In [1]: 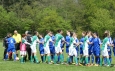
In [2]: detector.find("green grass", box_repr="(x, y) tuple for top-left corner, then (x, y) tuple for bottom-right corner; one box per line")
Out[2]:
(0, 42), (115, 71)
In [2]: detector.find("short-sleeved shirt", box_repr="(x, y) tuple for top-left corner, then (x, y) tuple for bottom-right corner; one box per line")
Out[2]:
(83, 36), (89, 50)
(55, 33), (63, 47)
(44, 35), (50, 47)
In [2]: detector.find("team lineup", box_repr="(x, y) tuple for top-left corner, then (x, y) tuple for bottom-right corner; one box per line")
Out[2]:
(3, 30), (115, 67)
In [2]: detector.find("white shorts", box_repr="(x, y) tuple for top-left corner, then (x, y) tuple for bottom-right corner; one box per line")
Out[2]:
(69, 48), (77, 57)
(31, 45), (37, 53)
(102, 50), (108, 57)
(44, 47), (50, 54)
(20, 51), (26, 55)
(83, 49), (88, 56)
(55, 46), (62, 54)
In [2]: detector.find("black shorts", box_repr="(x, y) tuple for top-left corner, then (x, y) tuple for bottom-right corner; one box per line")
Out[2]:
(15, 43), (20, 51)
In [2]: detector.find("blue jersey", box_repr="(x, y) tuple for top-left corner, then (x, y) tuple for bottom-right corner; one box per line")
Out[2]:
(79, 37), (85, 54)
(107, 37), (112, 56)
(113, 38), (115, 56)
(49, 35), (55, 48)
(65, 35), (70, 47)
(92, 38), (100, 52)
(7, 37), (16, 49)
(88, 36), (93, 51)
(75, 38), (79, 51)
(39, 38), (44, 51)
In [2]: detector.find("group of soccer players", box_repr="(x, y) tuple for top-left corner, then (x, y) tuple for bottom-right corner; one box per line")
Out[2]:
(3, 29), (115, 67)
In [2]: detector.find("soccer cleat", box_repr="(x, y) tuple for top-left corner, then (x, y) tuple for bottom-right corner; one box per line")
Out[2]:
(94, 64), (99, 66)
(72, 62), (76, 65)
(79, 63), (83, 66)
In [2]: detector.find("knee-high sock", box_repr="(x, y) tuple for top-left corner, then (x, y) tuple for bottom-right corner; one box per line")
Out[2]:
(60, 54), (64, 63)
(85, 57), (88, 64)
(74, 57), (78, 64)
(5, 54), (8, 59)
(107, 58), (111, 66)
(53, 54), (58, 64)
(91, 55), (94, 64)
(41, 56), (43, 62)
(21, 56), (24, 63)
(97, 57), (100, 64)
(100, 57), (103, 66)
(109, 57), (112, 63)
(34, 56), (39, 63)
(13, 53), (16, 60)
(67, 56), (70, 64)
(30, 55), (33, 62)
(47, 56), (51, 63)
(88, 56), (90, 63)
(104, 57), (107, 65)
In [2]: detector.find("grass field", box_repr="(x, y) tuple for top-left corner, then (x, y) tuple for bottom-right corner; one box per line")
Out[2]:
(0, 42), (115, 71)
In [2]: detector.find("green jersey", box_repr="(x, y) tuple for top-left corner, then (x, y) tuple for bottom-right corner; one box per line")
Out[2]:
(83, 36), (89, 50)
(69, 37), (76, 48)
(44, 34), (50, 47)
(101, 37), (109, 50)
(31, 35), (39, 45)
(55, 33), (63, 47)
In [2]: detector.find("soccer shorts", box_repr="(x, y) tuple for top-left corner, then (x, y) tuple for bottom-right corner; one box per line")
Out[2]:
(83, 49), (88, 56)
(93, 50), (100, 56)
(15, 43), (20, 51)
(20, 51), (26, 55)
(50, 46), (55, 54)
(69, 48), (77, 57)
(44, 47), (50, 54)
(66, 46), (69, 53)
(7, 48), (16, 53)
(31, 45), (37, 53)
(102, 50), (108, 57)
(39, 48), (44, 55)
(55, 46), (62, 54)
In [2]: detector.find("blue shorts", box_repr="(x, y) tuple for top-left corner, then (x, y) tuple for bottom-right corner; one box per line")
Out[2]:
(39, 48), (44, 54)
(113, 48), (115, 56)
(93, 50), (100, 56)
(7, 48), (15, 53)
(89, 49), (93, 55)
(50, 46), (55, 54)
(80, 47), (83, 55)
(66, 46), (69, 53)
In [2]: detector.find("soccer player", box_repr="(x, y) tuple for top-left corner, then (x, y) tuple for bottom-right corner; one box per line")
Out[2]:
(13, 30), (21, 57)
(44, 30), (52, 64)
(54, 29), (65, 64)
(113, 38), (115, 56)
(49, 32), (55, 62)
(79, 32), (85, 65)
(30, 31), (39, 63)
(39, 34), (45, 63)
(66, 32), (79, 66)
(91, 32), (101, 66)
(88, 31), (94, 65)
(3, 33), (10, 60)
(100, 31), (112, 67)
(20, 34), (31, 63)
(65, 31), (72, 63)
(82, 31), (90, 66)
(5, 33), (17, 61)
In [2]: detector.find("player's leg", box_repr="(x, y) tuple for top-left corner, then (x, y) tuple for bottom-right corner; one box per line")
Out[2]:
(12, 48), (17, 61)
(59, 47), (64, 64)
(73, 49), (78, 65)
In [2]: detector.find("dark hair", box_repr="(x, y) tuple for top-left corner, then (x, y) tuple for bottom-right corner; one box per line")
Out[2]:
(27, 31), (31, 34)
(22, 34), (26, 37)
(46, 30), (51, 34)
(70, 31), (73, 37)
(34, 31), (38, 35)
(57, 29), (62, 33)
(103, 32), (109, 38)
(94, 32), (98, 37)
(85, 31), (89, 36)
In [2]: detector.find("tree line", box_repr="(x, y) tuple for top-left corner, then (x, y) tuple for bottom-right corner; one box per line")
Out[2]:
(0, 0), (115, 38)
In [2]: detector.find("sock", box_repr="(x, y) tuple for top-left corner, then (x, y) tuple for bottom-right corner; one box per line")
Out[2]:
(74, 57), (78, 64)
(67, 57), (70, 64)
(58, 55), (60, 62)
(41, 56), (43, 62)
(21, 56), (24, 63)
(43, 55), (45, 62)
(69, 56), (73, 63)
(54, 54), (57, 64)
(30, 55), (33, 62)
(13, 54), (16, 60)
(47, 56), (51, 63)
(60, 54), (64, 63)
(109, 57), (112, 63)
(51, 55), (54, 61)
(34, 56), (39, 63)
(88, 56), (90, 63)
(91, 55), (94, 64)
(100, 57), (103, 66)
(104, 57), (107, 65)
(85, 57), (88, 64)
(97, 57), (100, 64)
(5, 54), (8, 60)
(107, 58), (111, 66)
